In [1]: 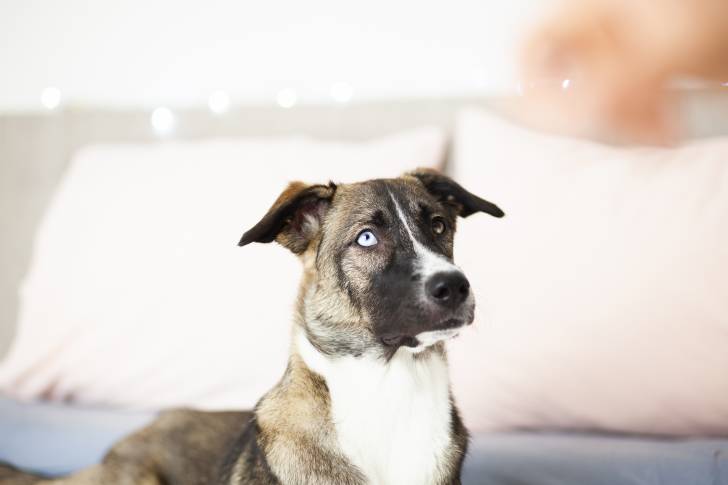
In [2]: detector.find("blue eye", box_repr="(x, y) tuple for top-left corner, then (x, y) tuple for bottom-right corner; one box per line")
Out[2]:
(356, 230), (378, 247)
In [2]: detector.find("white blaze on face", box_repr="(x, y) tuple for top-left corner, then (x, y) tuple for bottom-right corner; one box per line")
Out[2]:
(388, 191), (459, 279)
(388, 190), (471, 351)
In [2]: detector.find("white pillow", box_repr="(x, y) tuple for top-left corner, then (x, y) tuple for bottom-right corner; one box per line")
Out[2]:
(0, 129), (446, 410)
(449, 109), (728, 437)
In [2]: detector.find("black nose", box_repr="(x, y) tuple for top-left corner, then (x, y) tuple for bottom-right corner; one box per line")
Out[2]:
(426, 271), (470, 308)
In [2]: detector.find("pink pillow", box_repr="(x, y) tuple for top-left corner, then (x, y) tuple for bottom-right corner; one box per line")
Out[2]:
(0, 129), (446, 410)
(449, 109), (728, 437)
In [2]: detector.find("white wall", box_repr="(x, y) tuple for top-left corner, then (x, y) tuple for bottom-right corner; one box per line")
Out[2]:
(0, 0), (552, 111)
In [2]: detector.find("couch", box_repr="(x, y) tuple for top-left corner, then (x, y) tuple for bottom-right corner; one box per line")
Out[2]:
(2, 94), (728, 484)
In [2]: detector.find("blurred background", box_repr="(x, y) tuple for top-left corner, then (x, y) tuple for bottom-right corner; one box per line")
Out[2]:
(1, 1), (728, 484)
(0, 0), (543, 110)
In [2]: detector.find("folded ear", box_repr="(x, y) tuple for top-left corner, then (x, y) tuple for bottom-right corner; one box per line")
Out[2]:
(238, 181), (337, 253)
(407, 168), (505, 218)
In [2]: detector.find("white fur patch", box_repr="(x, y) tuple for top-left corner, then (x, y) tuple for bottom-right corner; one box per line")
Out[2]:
(403, 328), (461, 354)
(296, 330), (453, 485)
(388, 191), (459, 278)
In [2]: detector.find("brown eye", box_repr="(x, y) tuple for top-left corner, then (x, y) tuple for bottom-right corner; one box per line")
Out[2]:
(432, 217), (446, 235)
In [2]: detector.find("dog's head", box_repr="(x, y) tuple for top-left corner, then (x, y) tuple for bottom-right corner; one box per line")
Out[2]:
(239, 169), (504, 358)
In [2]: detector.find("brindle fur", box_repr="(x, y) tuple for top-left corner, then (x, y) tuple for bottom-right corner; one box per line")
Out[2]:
(0, 170), (503, 485)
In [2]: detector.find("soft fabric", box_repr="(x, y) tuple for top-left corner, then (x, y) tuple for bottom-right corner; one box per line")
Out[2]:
(0, 128), (446, 409)
(448, 109), (728, 437)
(0, 396), (155, 476)
(462, 432), (728, 485)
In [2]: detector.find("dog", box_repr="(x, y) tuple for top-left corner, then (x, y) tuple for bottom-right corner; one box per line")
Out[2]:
(0, 169), (503, 485)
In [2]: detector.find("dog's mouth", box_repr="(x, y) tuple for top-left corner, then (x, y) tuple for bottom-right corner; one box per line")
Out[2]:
(380, 318), (467, 349)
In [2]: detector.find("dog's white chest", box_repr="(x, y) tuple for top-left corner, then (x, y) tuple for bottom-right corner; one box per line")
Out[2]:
(299, 335), (453, 485)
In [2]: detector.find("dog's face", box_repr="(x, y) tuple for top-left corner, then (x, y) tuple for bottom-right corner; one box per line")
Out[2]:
(240, 169), (503, 359)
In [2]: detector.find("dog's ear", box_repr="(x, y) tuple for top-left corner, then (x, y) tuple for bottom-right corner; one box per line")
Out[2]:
(238, 181), (337, 253)
(407, 168), (504, 218)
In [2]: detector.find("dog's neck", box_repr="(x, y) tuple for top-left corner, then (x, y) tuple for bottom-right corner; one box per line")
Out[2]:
(293, 326), (456, 485)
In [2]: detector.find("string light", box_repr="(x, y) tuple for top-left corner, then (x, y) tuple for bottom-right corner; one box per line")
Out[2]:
(40, 87), (61, 110)
(35, 78), (605, 112)
(208, 91), (231, 114)
(276, 88), (297, 109)
(150, 107), (175, 135)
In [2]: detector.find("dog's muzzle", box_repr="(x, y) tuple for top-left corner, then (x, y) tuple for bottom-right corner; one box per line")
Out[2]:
(380, 269), (474, 351)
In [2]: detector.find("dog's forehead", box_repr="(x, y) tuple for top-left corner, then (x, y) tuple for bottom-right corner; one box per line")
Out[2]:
(332, 177), (435, 217)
